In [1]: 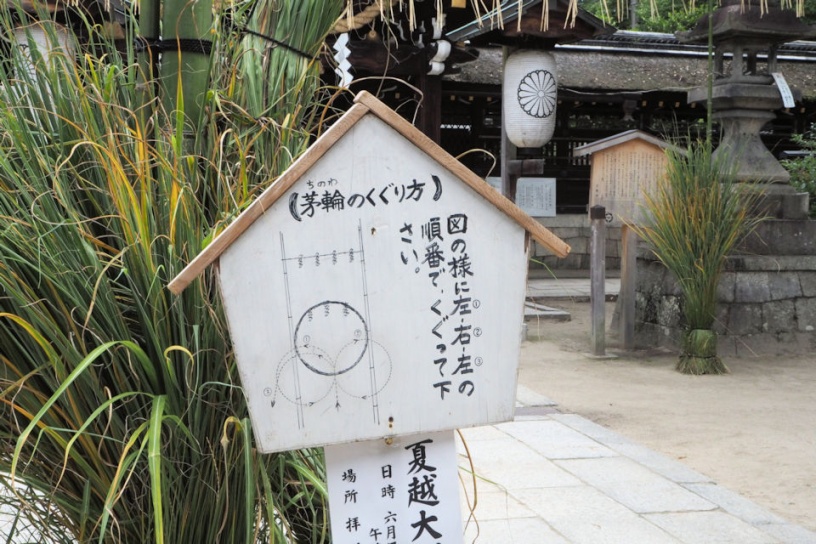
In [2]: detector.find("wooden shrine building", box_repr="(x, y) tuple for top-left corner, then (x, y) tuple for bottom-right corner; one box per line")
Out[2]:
(328, 2), (816, 218)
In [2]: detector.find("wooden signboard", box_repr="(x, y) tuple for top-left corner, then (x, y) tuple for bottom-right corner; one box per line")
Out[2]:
(574, 130), (674, 227)
(574, 131), (680, 350)
(168, 92), (569, 453)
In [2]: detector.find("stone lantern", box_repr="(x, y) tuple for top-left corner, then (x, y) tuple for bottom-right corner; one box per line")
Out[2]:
(678, 0), (816, 218)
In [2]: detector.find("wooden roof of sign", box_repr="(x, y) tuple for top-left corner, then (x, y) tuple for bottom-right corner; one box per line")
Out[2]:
(168, 91), (569, 295)
(572, 129), (679, 158)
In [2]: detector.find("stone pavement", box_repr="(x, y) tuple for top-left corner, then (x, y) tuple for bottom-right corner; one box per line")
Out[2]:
(458, 386), (816, 543)
(453, 275), (816, 543)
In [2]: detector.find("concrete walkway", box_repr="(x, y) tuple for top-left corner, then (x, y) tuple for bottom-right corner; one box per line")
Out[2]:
(455, 276), (816, 543)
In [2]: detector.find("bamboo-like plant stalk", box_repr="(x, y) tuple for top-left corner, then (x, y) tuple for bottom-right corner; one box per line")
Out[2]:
(159, 0), (214, 136)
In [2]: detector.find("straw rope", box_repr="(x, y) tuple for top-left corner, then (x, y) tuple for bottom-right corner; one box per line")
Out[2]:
(334, 0), (398, 33)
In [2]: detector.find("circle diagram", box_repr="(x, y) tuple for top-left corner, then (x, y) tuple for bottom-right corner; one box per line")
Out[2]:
(517, 70), (557, 119)
(274, 347), (335, 406)
(336, 340), (392, 398)
(294, 301), (368, 376)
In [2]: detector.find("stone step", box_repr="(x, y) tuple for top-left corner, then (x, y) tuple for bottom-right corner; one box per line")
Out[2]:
(524, 301), (571, 322)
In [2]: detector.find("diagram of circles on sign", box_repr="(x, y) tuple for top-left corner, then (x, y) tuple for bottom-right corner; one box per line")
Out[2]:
(269, 300), (392, 411)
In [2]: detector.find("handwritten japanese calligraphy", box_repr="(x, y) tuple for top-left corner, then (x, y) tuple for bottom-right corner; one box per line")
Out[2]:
(398, 211), (480, 400)
(289, 175), (443, 221)
(326, 432), (462, 544)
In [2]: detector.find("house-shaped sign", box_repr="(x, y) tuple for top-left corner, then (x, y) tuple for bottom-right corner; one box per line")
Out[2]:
(169, 91), (569, 453)
(574, 129), (678, 226)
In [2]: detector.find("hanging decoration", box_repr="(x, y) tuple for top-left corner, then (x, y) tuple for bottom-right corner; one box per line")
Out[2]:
(503, 49), (558, 148)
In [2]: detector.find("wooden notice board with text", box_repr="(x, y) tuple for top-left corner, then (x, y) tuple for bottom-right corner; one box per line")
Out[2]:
(168, 92), (570, 453)
(574, 130), (675, 227)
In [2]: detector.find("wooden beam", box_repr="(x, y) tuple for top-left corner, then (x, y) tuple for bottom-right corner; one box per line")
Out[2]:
(346, 40), (424, 76)
(417, 70), (442, 143)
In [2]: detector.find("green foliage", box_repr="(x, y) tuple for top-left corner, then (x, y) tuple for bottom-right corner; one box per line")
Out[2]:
(634, 140), (764, 374)
(635, 0), (708, 32)
(581, 0), (816, 30)
(0, 0), (342, 542)
(781, 126), (816, 218)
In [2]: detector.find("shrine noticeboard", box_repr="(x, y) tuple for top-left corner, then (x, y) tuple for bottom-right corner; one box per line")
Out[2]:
(574, 130), (676, 226)
(486, 177), (556, 217)
(167, 92), (569, 453)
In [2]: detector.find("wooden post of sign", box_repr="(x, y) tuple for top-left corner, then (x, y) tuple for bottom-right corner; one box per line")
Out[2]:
(620, 224), (638, 350)
(590, 205), (607, 356)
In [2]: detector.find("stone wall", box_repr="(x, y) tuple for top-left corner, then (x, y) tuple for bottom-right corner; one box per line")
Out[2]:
(532, 215), (622, 270)
(636, 252), (816, 357)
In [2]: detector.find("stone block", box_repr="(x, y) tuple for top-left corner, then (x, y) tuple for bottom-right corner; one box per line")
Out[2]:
(736, 219), (816, 256)
(552, 227), (583, 239)
(771, 331), (815, 355)
(800, 272), (816, 297)
(605, 239), (620, 258)
(734, 272), (771, 303)
(554, 457), (715, 514)
(645, 511), (787, 544)
(728, 255), (816, 272)
(658, 295), (682, 329)
(712, 306), (729, 335)
(565, 237), (587, 254)
(662, 272), (683, 297)
(529, 256), (558, 271)
(795, 298), (816, 332)
(767, 272), (802, 300)
(635, 290), (659, 324)
(635, 261), (662, 293)
(634, 322), (673, 350)
(539, 215), (588, 228)
(732, 332), (805, 357)
(717, 335), (738, 358)
(716, 273), (735, 303)
(727, 303), (764, 335)
(762, 299), (796, 334)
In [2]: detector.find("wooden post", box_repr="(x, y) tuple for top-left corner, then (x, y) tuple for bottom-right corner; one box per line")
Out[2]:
(417, 71), (442, 143)
(590, 205), (607, 356)
(620, 224), (638, 350)
(501, 46), (518, 202)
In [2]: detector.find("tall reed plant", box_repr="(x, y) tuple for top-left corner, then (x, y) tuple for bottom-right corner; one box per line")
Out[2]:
(0, 0), (342, 541)
(635, 140), (764, 374)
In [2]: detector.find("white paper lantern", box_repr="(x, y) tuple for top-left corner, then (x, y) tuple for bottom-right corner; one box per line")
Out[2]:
(503, 50), (557, 148)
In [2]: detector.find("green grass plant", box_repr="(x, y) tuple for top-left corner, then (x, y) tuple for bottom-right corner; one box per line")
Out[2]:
(634, 140), (764, 374)
(0, 0), (341, 541)
(781, 125), (816, 218)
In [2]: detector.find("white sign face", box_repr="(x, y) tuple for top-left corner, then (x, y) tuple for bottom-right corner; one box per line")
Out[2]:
(772, 72), (796, 109)
(218, 114), (528, 452)
(517, 177), (556, 217)
(486, 177), (556, 217)
(325, 431), (462, 544)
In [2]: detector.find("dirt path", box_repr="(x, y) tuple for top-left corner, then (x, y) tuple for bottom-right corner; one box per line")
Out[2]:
(518, 299), (816, 532)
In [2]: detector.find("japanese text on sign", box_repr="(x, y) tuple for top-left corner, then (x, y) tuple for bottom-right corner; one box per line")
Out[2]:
(289, 175), (443, 221)
(398, 213), (480, 400)
(326, 432), (462, 544)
